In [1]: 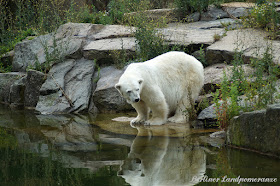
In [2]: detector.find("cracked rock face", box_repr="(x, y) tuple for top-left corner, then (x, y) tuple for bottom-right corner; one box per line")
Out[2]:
(36, 58), (95, 114)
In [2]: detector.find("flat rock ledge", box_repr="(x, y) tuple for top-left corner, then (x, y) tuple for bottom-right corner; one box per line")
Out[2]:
(206, 29), (280, 66)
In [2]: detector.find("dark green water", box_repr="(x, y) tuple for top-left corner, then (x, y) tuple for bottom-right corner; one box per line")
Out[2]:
(0, 104), (280, 186)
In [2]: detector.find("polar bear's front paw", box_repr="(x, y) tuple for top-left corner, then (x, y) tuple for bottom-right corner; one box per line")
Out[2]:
(130, 117), (146, 125)
(130, 118), (146, 127)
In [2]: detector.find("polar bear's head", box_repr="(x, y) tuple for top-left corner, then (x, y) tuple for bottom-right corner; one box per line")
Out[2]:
(115, 79), (143, 104)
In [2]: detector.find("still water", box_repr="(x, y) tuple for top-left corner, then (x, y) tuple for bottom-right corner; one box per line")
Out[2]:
(0, 104), (280, 186)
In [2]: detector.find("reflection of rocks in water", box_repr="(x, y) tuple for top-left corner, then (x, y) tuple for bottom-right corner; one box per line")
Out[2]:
(0, 107), (130, 174)
(37, 114), (97, 151)
(119, 124), (206, 186)
(0, 104), (40, 128)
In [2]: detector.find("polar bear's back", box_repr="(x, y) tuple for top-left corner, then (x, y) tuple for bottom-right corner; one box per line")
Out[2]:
(145, 51), (204, 90)
(127, 51), (203, 76)
(150, 51), (203, 108)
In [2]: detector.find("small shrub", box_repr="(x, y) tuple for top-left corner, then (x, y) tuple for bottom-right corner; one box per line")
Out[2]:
(213, 33), (222, 42)
(241, 2), (280, 39)
(174, 0), (210, 19)
(122, 0), (169, 61)
(245, 46), (280, 109)
(107, 0), (127, 24)
(110, 47), (135, 69)
(135, 25), (168, 61)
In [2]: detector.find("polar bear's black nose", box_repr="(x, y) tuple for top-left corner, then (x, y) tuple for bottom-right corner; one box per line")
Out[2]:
(135, 98), (140, 102)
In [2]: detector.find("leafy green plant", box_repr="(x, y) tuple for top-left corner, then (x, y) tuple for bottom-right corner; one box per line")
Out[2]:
(197, 44), (207, 66)
(174, 0), (210, 19)
(26, 59), (42, 72)
(107, 0), (127, 24)
(109, 37), (135, 69)
(0, 63), (12, 73)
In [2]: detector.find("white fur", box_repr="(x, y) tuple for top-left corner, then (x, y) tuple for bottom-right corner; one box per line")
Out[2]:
(115, 51), (204, 125)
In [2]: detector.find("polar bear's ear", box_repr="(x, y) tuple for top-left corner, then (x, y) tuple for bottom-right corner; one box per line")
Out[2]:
(115, 84), (121, 90)
(138, 79), (143, 85)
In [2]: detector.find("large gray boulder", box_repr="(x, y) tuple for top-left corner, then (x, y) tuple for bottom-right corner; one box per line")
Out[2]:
(83, 24), (136, 65)
(92, 66), (132, 112)
(198, 103), (217, 121)
(1, 70), (45, 108)
(221, 2), (255, 18)
(24, 70), (46, 108)
(227, 104), (280, 157)
(0, 72), (25, 104)
(9, 76), (26, 108)
(36, 58), (95, 114)
(201, 5), (229, 21)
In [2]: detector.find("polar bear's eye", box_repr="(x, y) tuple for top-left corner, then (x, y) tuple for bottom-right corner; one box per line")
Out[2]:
(136, 89), (139, 91)
(127, 90), (132, 94)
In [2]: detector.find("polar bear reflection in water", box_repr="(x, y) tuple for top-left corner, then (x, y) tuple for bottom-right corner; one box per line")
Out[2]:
(118, 124), (206, 186)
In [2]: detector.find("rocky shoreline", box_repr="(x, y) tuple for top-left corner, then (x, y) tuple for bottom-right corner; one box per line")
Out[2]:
(1, 2), (280, 157)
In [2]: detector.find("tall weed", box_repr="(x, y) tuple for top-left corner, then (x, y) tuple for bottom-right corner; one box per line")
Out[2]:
(245, 47), (279, 109)
(213, 46), (279, 128)
(0, 0), (94, 56)
(126, 1), (169, 61)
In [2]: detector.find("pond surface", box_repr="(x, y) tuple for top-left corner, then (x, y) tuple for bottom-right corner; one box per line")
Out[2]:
(0, 104), (280, 186)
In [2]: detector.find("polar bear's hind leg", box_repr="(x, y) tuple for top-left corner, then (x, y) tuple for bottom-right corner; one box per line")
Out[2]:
(167, 94), (191, 123)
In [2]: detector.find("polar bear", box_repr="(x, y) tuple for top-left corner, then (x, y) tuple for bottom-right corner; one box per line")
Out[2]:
(115, 51), (204, 125)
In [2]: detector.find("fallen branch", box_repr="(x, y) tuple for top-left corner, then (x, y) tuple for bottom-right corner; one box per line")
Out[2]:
(50, 74), (74, 107)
